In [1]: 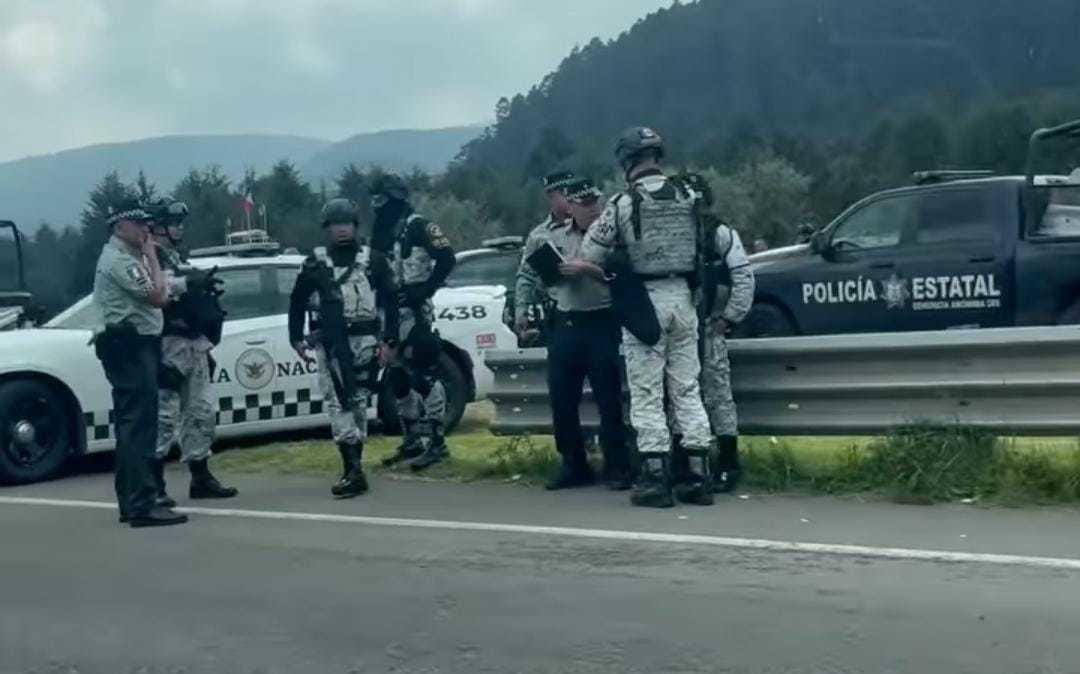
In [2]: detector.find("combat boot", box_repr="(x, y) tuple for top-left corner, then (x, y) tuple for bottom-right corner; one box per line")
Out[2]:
(713, 436), (741, 494)
(669, 434), (690, 486)
(332, 442), (369, 498)
(152, 458), (177, 508)
(381, 421), (424, 467)
(189, 458), (239, 499)
(129, 507), (188, 528)
(630, 453), (675, 508)
(674, 447), (715, 506)
(409, 434), (450, 472)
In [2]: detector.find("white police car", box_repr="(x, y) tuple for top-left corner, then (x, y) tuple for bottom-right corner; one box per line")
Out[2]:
(0, 244), (516, 484)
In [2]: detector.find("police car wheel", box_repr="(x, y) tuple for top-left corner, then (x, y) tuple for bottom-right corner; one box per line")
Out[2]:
(0, 379), (72, 485)
(735, 304), (796, 339)
(377, 352), (468, 435)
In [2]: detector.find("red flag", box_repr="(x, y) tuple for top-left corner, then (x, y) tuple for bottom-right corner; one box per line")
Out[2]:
(241, 193), (255, 215)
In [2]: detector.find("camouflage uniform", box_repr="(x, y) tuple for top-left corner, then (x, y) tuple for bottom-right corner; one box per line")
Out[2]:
(305, 245), (385, 446)
(156, 245), (215, 464)
(700, 225), (754, 437)
(580, 169), (713, 506)
(388, 213), (455, 467)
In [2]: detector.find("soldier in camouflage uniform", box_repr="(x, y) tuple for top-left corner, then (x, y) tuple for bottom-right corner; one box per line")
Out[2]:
(288, 198), (399, 498)
(667, 175), (756, 493)
(513, 171), (576, 345)
(149, 199), (238, 503)
(580, 127), (714, 508)
(369, 174), (456, 471)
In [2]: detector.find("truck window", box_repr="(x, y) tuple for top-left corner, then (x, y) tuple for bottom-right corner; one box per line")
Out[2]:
(914, 189), (996, 245)
(1032, 185), (1080, 239)
(830, 196), (910, 250)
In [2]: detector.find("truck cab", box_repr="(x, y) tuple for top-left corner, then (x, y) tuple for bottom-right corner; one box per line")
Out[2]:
(742, 123), (1080, 337)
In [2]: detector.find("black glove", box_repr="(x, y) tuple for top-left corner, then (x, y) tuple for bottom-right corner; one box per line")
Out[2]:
(398, 283), (432, 308)
(186, 267), (223, 294)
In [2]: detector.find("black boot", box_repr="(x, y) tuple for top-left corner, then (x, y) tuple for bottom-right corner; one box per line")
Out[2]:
(409, 434), (449, 472)
(382, 421), (424, 466)
(674, 446), (715, 506)
(669, 435), (690, 486)
(129, 507), (188, 528)
(630, 453), (675, 508)
(547, 455), (596, 491)
(332, 443), (369, 498)
(713, 436), (741, 494)
(189, 458), (239, 499)
(152, 459), (176, 508)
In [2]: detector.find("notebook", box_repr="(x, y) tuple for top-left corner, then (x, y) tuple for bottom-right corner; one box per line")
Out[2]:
(525, 242), (566, 286)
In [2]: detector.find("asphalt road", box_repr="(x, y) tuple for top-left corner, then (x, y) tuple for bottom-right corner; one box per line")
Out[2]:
(2, 467), (1079, 674)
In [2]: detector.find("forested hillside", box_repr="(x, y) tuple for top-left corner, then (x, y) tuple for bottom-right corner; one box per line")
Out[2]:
(446, 0), (1080, 233)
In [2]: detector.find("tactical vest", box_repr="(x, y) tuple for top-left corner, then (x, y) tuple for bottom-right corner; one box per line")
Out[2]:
(622, 178), (697, 277)
(393, 214), (436, 286)
(308, 246), (379, 333)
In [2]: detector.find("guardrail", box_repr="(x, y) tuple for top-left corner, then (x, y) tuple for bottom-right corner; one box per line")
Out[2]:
(486, 326), (1080, 436)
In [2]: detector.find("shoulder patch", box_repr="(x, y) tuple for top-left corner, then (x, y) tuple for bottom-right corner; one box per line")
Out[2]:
(125, 262), (150, 287)
(425, 221), (451, 249)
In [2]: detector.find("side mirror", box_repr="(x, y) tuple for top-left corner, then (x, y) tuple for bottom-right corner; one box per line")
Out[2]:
(809, 231), (826, 254)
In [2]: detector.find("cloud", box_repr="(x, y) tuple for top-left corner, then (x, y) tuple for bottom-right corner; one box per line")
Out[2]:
(0, 0), (675, 162)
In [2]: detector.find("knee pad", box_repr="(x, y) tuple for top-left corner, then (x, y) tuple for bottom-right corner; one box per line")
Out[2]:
(411, 371), (435, 398)
(387, 366), (411, 399)
(407, 329), (441, 371)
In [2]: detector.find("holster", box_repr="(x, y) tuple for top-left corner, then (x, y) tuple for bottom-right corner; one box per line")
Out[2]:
(607, 260), (661, 347)
(93, 322), (139, 363)
(158, 363), (185, 392)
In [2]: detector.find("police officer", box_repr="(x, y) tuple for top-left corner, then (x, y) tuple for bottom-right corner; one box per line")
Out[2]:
(514, 171), (576, 345)
(369, 174), (456, 471)
(667, 176), (756, 494)
(537, 178), (630, 491)
(92, 199), (187, 527)
(289, 198), (399, 498)
(579, 127), (715, 508)
(148, 199), (237, 504)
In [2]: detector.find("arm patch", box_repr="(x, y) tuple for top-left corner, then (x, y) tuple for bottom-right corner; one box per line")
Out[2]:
(425, 221), (451, 250)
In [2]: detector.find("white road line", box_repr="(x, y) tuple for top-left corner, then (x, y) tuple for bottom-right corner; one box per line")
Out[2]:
(2, 495), (1079, 571)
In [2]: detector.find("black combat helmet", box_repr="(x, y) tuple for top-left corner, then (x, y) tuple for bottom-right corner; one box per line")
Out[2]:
(320, 198), (359, 227)
(370, 173), (409, 209)
(614, 126), (665, 172)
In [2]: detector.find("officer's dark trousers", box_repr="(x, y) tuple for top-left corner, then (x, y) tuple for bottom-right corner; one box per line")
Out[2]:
(98, 334), (161, 517)
(547, 309), (627, 473)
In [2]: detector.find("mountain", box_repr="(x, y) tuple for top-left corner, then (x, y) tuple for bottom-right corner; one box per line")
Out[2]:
(448, 0), (1080, 231)
(0, 135), (330, 230)
(301, 125), (483, 180)
(0, 125), (483, 231)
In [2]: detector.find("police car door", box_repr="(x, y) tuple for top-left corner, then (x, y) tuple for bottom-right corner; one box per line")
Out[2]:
(897, 187), (1010, 330)
(209, 266), (313, 438)
(803, 194), (914, 334)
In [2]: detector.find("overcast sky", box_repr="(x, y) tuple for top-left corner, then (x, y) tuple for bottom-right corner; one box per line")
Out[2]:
(0, 0), (674, 163)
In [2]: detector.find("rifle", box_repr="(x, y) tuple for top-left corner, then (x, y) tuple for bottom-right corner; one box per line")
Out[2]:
(308, 268), (358, 407)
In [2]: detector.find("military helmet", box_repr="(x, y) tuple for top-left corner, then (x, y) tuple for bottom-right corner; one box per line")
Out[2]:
(614, 126), (665, 171)
(320, 198), (359, 227)
(370, 173), (409, 201)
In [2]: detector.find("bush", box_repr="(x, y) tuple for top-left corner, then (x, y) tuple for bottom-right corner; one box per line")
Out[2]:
(861, 426), (998, 504)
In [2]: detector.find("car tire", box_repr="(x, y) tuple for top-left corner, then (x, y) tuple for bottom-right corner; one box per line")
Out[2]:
(735, 304), (797, 339)
(377, 352), (468, 436)
(0, 379), (73, 485)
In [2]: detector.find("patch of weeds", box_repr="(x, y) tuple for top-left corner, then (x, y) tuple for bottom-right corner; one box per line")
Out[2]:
(477, 435), (560, 483)
(986, 441), (1080, 504)
(862, 425), (998, 504)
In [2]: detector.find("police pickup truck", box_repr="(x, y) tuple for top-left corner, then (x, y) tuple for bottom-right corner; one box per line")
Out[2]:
(740, 123), (1080, 337)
